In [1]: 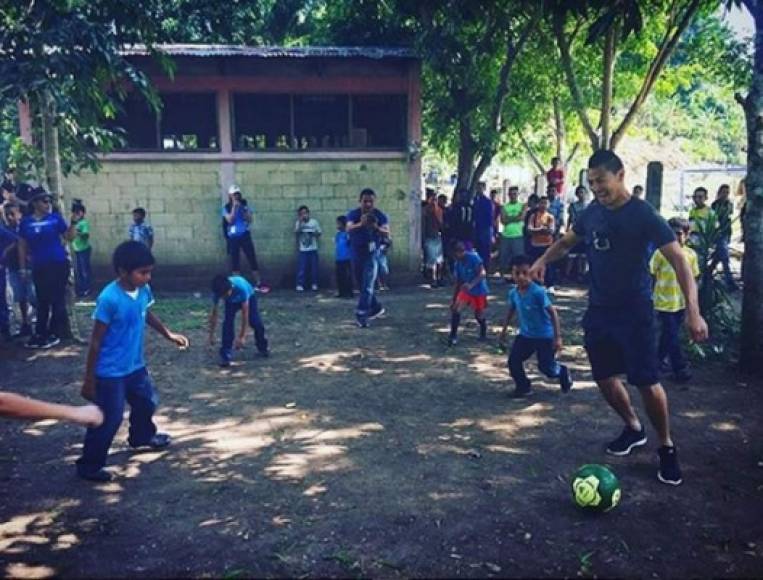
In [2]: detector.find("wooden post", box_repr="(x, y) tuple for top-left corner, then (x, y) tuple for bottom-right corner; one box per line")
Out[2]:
(646, 161), (663, 211)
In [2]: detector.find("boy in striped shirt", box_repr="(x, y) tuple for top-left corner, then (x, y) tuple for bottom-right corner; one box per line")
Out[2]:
(649, 218), (699, 383)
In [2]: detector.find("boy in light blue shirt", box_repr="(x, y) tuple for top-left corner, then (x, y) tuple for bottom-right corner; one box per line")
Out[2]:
(499, 254), (572, 397)
(76, 241), (190, 482)
(208, 274), (269, 367)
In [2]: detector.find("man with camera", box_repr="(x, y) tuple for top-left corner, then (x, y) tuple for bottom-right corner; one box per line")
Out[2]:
(346, 188), (390, 328)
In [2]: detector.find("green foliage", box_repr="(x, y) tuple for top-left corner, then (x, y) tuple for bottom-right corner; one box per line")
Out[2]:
(685, 218), (741, 362)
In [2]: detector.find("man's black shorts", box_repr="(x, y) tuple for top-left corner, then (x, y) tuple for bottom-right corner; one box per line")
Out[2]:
(583, 303), (659, 387)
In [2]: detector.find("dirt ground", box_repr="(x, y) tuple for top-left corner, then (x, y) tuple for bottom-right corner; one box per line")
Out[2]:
(1, 281), (762, 579)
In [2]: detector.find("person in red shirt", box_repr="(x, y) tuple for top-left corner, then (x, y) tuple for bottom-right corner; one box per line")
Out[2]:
(546, 157), (565, 196)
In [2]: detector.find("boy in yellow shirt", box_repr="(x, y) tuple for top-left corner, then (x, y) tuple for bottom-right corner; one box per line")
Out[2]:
(650, 218), (700, 383)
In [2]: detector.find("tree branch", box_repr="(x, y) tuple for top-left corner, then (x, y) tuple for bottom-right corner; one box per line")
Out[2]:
(565, 142), (580, 168)
(610, 0), (702, 149)
(600, 22), (618, 149)
(553, 10), (599, 150)
(518, 131), (546, 174)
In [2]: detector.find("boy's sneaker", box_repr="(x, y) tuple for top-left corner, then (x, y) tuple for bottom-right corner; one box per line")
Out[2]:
(41, 335), (60, 349)
(657, 445), (683, 486)
(606, 425), (647, 456)
(129, 433), (171, 450)
(296, 285), (304, 292)
(311, 284), (318, 292)
(219, 360), (231, 368)
(509, 387), (532, 398)
(25, 335), (46, 349)
(258, 349), (270, 358)
(77, 468), (113, 483)
(369, 306), (386, 320)
(559, 365), (573, 393)
(356, 319), (369, 329)
(446, 336), (458, 347)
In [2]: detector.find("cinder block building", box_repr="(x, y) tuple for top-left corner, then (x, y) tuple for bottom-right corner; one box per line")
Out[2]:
(22, 45), (422, 288)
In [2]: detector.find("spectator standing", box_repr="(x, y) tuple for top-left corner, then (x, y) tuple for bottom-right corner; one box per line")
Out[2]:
(546, 157), (565, 196)
(223, 185), (263, 288)
(294, 205), (322, 292)
(334, 216), (353, 298)
(422, 189), (445, 288)
(710, 184), (737, 291)
(71, 200), (92, 298)
(499, 186), (526, 280)
(129, 207), (154, 249)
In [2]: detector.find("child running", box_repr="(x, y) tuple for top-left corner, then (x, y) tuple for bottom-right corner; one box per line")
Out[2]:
(448, 240), (488, 346)
(650, 218), (699, 383)
(499, 255), (572, 397)
(76, 241), (190, 482)
(209, 273), (269, 367)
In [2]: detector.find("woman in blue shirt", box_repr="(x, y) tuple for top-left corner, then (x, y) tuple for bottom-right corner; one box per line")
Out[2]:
(18, 188), (76, 348)
(223, 185), (262, 288)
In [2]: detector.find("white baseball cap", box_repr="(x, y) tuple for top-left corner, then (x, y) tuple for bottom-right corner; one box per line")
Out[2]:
(228, 184), (241, 195)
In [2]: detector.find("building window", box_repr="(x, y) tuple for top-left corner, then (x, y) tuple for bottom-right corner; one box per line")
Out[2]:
(160, 93), (219, 150)
(232, 94), (291, 150)
(351, 95), (407, 148)
(109, 95), (159, 150)
(294, 95), (350, 149)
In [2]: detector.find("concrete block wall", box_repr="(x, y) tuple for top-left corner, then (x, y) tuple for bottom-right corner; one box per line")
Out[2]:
(63, 158), (412, 288)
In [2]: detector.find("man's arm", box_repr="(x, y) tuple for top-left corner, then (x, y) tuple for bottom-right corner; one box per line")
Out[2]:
(499, 306), (516, 343)
(659, 241), (709, 342)
(146, 311), (190, 348)
(528, 229), (580, 280)
(82, 321), (109, 401)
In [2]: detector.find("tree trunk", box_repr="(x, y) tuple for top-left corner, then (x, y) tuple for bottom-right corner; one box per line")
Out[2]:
(739, 1), (763, 375)
(41, 91), (83, 343)
(553, 95), (565, 160)
(455, 119), (477, 195)
(601, 24), (617, 150)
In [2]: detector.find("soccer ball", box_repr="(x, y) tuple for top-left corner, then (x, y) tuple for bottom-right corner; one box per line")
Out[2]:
(571, 464), (621, 512)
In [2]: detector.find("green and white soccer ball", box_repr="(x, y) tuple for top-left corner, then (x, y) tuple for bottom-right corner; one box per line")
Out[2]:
(571, 464), (621, 512)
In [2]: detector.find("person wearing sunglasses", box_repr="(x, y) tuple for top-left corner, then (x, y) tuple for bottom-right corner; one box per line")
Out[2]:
(17, 187), (76, 348)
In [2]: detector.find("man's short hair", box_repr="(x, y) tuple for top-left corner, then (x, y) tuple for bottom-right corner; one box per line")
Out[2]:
(508, 186), (519, 193)
(297, 205), (309, 213)
(211, 274), (232, 299)
(359, 188), (376, 200)
(113, 241), (155, 273)
(510, 254), (533, 268)
(336, 215), (348, 225)
(588, 150), (624, 173)
(693, 187), (708, 196)
(437, 194), (448, 202)
(132, 207), (147, 218)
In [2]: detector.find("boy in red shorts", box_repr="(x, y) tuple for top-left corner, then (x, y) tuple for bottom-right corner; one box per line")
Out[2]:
(448, 240), (488, 346)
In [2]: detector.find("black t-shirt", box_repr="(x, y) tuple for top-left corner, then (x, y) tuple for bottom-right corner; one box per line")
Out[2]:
(449, 201), (474, 242)
(573, 197), (675, 308)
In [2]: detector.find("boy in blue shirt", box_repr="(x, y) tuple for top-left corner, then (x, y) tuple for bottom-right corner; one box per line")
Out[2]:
(499, 255), (572, 397)
(208, 273), (269, 367)
(448, 240), (489, 346)
(335, 215), (353, 298)
(76, 241), (190, 482)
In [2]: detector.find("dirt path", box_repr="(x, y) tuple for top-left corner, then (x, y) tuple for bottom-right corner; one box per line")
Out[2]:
(1, 283), (762, 578)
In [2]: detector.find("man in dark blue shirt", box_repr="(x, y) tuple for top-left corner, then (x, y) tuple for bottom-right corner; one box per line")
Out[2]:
(530, 150), (708, 487)
(346, 188), (389, 327)
(472, 181), (495, 270)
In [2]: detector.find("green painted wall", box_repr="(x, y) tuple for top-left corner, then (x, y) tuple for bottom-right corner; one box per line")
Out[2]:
(63, 158), (412, 286)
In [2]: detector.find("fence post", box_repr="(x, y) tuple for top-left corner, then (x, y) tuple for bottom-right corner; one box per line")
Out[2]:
(646, 161), (663, 212)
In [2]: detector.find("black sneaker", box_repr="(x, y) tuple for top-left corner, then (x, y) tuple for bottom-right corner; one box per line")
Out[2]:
(77, 468), (113, 482)
(41, 335), (61, 349)
(559, 365), (573, 393)
(129, 433), (171, 450)
(25, 335), (46, 349)
(657, 445), (683, 486)
(258, 349), (270, 358)
(509, 387), (532, 398)
(606, 426), (647, 456)
(447, 336), (458, 347)
(219, 359), (231, 368)
(369, 306), (386, 320)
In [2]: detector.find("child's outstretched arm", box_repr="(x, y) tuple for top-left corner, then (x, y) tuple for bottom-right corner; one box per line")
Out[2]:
(235, 300), (249, 349)
(548, 305), (563, 352)
(0, 392), (103, 427)
(146, 311), (190, 349)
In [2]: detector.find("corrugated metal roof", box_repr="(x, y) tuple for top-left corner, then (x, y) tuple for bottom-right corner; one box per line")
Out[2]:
(123, 44), (416, 59)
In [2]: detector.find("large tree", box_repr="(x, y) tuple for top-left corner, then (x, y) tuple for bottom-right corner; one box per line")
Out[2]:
(733, 0), (763, 374)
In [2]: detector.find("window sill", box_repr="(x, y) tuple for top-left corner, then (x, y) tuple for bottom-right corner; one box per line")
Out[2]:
(100, 151), (409, 162)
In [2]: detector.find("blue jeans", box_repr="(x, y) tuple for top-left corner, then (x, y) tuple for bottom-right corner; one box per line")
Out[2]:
(475, 228), (493, 270)
(76, 367), (158, 474)
(509, 335), (561, 392)
(354, 254), (381, 323)
(296, 250), (319, 288)
(0, 267), (9, 332)
(712, 237), (735, 287)
(220, 294), (268, 362)
(657, 310), (687, 374)
(75, 248), (92, 296)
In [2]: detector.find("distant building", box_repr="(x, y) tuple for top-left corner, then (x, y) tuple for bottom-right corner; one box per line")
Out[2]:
(20, 44), (422, 287)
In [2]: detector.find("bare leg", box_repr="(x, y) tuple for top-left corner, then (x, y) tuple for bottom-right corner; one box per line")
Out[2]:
(597, 377), (642, 431)
(638, 383), (673, 447)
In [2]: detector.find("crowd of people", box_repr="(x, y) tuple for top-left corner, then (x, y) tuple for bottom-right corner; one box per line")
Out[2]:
(0, 149), (745, 486)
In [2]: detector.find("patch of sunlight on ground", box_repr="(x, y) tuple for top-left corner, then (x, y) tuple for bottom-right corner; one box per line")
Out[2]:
(265, 444), (351, 481)
(681, 410), (707, 419)
(382, 354), (432, 363)
(711, 421), (739, 432)
(477, 403), (554, 437)
(4, 563), (56, 579)
(299, 351), (363, 373)
(429, 491), (465, 501)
